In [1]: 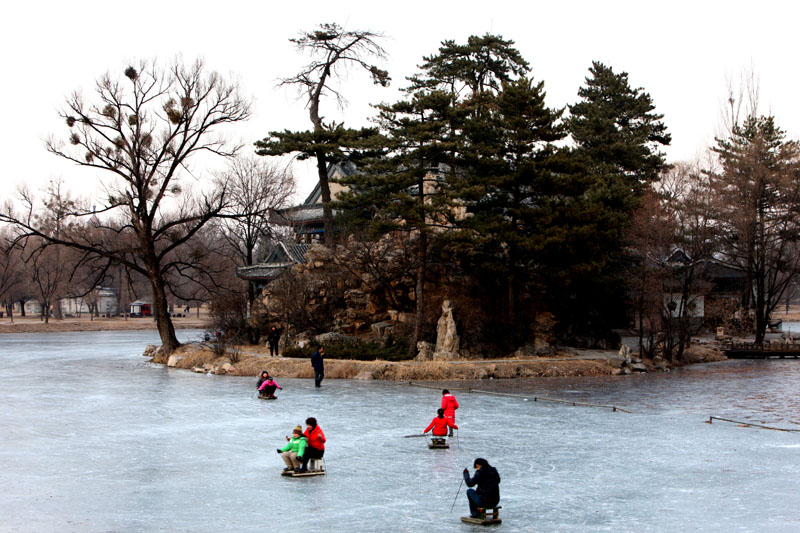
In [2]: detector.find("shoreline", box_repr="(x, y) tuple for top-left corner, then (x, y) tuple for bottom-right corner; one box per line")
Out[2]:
(2, 316), (728, 380)
(149, 342), (726, 381)
(0, 316), (208, 334)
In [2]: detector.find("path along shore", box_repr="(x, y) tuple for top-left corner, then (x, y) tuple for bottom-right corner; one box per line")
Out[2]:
(0, 315), (206, 334)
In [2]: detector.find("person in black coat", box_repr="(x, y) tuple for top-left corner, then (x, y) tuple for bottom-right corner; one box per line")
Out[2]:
(310, 346), (324, 388)
(266, 326), (281, 357)
(463, 458), (500, 518)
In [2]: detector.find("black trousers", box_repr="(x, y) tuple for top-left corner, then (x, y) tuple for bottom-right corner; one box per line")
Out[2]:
(314, 370), (324, 387)
(301, 446), (324, 469)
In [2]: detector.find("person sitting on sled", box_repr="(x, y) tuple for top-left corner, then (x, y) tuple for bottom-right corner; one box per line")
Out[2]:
(277, 426), (307, 472)
(463, 458), (500, 519)
(423, 408), (458, 438)
(256, 370), (270, 391)
(258, 376), (282, 398)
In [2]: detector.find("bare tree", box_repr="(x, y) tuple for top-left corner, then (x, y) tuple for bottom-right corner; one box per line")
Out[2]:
(658, 161), (718, 360)
(257, 23), (389, 243)
(215, 155), (295, 303)
(627, 188), (676, 358)
(0, 226), (24, 322)
(0, 59), (251, 352)
(24, 238), (71, 323)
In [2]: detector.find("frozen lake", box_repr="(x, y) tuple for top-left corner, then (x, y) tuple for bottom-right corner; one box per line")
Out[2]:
(1, 330), (799, 532)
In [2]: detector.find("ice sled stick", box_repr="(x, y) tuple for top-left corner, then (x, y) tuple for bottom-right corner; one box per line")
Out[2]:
(451, 475), (464, 512)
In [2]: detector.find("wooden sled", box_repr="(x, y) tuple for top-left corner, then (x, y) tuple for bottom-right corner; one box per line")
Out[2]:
(281, 469), (326, 477)
(280, 459), (325, 477)
(428, 437), (449, 449)
(461, 506), (502, 525)
(257, 395), (278, 400)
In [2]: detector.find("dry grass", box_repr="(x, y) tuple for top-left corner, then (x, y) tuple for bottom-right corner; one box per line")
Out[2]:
(150, 343), (615, 380)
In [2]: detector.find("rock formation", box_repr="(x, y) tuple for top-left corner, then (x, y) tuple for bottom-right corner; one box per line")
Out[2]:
(433, 299), (460, 360)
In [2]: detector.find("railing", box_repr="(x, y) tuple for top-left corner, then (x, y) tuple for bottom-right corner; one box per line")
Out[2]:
(727, 342), (800, 351)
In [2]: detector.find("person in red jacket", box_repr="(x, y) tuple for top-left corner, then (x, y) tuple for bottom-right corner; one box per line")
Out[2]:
(441, 389), (459, 436)
(300, 417), (326, 472)
(424, 408), (458, 437)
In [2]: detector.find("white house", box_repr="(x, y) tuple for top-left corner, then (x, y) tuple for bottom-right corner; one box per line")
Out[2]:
(60, 287), (119, 316)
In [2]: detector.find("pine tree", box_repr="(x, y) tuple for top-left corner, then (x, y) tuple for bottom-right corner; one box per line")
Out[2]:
(568, 61), (671, 204)
(451, 76), (566, 341)
(555, 61), (670, 344)
(256, 23), (389, 244)
(336, 34), (532, 351)
(335, 89), (455, 352)
(709, 115), (800, 345)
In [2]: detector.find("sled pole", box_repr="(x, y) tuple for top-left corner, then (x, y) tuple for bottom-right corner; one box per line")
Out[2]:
(451, 476), (464, 512)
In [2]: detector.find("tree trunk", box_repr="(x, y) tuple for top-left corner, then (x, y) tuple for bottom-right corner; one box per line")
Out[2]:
(149, 273), (180, 353)
(410, 231), (427, 356)
(315, 150), (334, 244)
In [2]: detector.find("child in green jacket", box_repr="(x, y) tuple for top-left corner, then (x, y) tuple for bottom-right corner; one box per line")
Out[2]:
(277, 426), (307, 472)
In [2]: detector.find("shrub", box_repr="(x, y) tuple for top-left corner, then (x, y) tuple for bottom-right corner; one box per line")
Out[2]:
(283, 338), (412, 361)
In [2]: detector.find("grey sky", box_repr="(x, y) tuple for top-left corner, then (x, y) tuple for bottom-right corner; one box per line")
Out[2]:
(3, 0), (798, 202)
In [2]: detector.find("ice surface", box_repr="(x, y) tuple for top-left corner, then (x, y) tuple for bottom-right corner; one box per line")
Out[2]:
(1, 331), (799, 532)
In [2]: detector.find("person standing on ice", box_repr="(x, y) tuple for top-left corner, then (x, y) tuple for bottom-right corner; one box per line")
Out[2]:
(266, 326), (281, 357)
(441, 389), (459, 436)
(463, 458), (500, 519)
(311, 346), (324, 388)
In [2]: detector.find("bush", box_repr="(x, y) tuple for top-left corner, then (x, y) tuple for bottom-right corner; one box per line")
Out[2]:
(208, 288), (250, 344)
(283, 338), (412, 362)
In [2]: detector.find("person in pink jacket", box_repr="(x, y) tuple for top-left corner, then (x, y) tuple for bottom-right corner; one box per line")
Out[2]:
(441, 389), (459, 436)
(258, 376), (282, 398)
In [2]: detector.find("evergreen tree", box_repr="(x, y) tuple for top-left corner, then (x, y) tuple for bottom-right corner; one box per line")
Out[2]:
(335, 89), (455, 352)
(410, 34), (529, 116)
(568, 61), (671, 205)
(340, 35), (547, 350)
(256, 23), (389, 244)
(709, 115), (800, 345)
(451, 77), (566, 342)
(336, 34), (532, 352)
(553, 61), (670, 344)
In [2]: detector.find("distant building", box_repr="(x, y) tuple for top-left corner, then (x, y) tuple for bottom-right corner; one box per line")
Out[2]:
(633, 249), (748, 330)
(236, 162), (353, 294)
(269, 162), (355, 243)
(236, 242), (310, 293)
(129, 300), (152, 317)
(60, 287), (119, 316)
(22, 299), (43, 316)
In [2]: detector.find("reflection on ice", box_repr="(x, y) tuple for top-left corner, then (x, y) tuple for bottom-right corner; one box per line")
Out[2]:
(0, 330), (799, 532)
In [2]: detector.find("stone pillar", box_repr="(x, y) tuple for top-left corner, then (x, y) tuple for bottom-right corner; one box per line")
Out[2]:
(434, 299), (460, 359)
